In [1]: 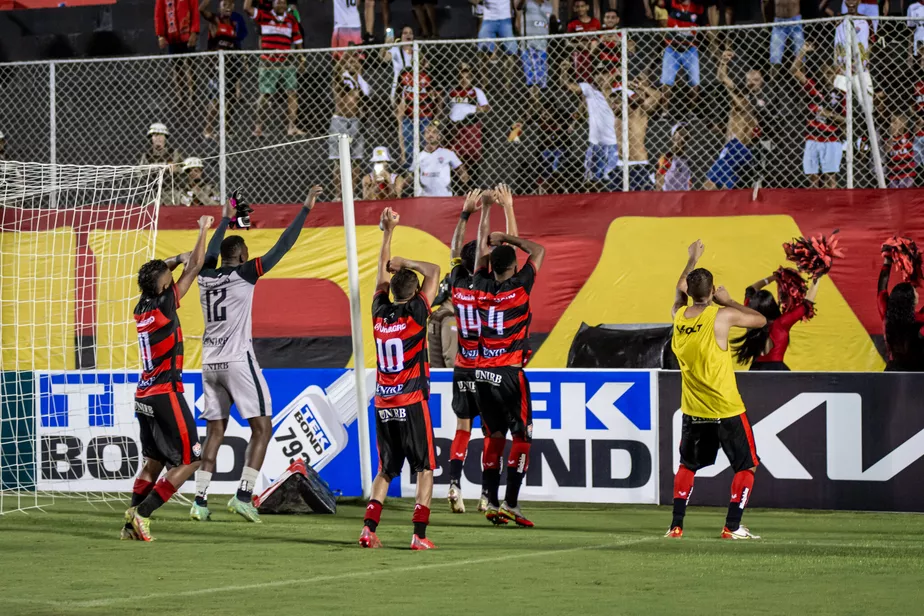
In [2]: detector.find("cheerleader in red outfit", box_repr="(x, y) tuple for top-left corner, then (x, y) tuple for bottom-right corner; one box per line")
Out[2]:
(877, 252), (924, 371)
(733, 271), (822, 371)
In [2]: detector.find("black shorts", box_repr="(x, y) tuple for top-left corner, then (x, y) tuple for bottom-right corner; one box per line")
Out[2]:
(475, 366), (532, 440)
(452, 367), (479, 420)
(134, 391), (201, 468)
(411, 0), (437, 6)
(375, 401), (436, 478)
(679, 413), (759, 473)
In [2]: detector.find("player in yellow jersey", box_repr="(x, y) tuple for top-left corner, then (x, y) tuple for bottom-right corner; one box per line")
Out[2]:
(667, 240), (767, 540)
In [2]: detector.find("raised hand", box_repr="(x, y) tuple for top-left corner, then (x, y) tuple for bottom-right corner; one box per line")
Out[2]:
(688, 239), (704, 261)
(495, 183), (513, 209)
(463, 189), (483, 214)
(388, 256), (406, 272)
(488, 232), (506, 247)
(380, 207), (400, 231)
(304, 185), (323, 211)
(199, 215), (214, 230)
(714, 285), (731, 305)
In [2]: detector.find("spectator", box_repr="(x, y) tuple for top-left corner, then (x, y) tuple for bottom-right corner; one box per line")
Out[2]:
(834, 0), (870, 95)
(174, 158), (220, 206)
(155, 0), (200, 53)
(328, 49), (371, 198)
(653, 0), (668, 25)
(886, 114), (917, 188)
(617, 72), (661, 191)
(365, 0), (392, 43)
(139, 123), (184, 167)
(417, 123), (470, 197)
(245, 0), (305, 137)
(567, 0), (601, 83)
(912, 26), (924, 169)
(791, 43), (845, 189)
(660, 0), (704, 114)
(474, 0), (518, 89)
(704, 51), (760, 190)
(516, 0), (554, 93)
(362, 146), (407, 199)
(561, 62), (620, 188)
(595, 9), (624, 75)
(200, 0), (248, 139)
(473, 0), (486, 37)
(428, 290), (458, 368)
(414, 0), (437, 39)
(381, 26), (415, 103)
(330, 0), (363, 54)
(656, 123), (693, 190)
(766, 0), (804, 79)
(448, 64), (490, 185)
(837, 0), (882, 35)
(532, 100), (570, 193)
(396, 53), (437, 169)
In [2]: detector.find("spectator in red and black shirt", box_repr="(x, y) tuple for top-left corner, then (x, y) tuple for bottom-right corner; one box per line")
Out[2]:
(886, 114), (917, 188)
(594, 9), (625, 75)
(245, 0), (305, 137)
(124, 214), (213, 542)
(474, 184), (546, 528)
(660, 0), (704, 112)
(200, 0), (248, 139)
(361, 207), (441, 551)
(568, 0), (601, 83)
(878, 253), (924, 371)
(156, 0), (200, 54)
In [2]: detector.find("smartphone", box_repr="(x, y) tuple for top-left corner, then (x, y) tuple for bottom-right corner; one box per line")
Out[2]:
(385, 27), (394, 39)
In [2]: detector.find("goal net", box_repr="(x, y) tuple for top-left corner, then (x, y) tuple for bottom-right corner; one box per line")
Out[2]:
(0, 161), (163, 514)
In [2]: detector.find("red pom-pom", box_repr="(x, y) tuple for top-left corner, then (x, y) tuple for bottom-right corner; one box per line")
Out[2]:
(774, 267), (807, 313)
(881, 236), (923, 285)
(783, 230), (845, 280)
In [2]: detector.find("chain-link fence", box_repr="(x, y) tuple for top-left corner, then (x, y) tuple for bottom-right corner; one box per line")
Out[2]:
(3, 16), (922, 202)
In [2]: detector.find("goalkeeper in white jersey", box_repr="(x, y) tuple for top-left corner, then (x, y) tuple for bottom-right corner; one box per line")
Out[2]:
(191, 186), (323, 523)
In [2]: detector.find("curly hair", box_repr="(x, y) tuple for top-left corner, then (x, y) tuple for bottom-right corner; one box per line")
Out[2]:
(732, 289), (782, 365)
(137, 259), (169, 297)
(460, 240), (478, 274)
(220, 235), (247, 262)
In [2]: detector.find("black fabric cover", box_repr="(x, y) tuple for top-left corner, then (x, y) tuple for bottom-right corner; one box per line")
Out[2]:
(568, 323), (678, 369)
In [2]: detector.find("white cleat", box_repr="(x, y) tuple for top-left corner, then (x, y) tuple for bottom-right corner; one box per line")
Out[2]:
(448, 484), (466, 513)
(721, 525), (761, 540)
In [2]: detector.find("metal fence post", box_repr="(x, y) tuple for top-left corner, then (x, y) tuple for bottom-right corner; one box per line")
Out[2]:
(413, 41), (421, 197)
(845, 17), (854, 190)
(218, 50), (227, 205)
(620, 30), (630, 193)
(49, 61), (57, 209)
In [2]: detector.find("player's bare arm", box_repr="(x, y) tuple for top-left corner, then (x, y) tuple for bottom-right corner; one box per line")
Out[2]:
(672, 240), (704, 318)
(451, 189), (482, 260)
(719, 51), (747, 110)
(176, 215), (214, 299)
(475, 197), (494, 271)
(204, 196), (235, 267)
(495, 183), (518, 237)
(377, 207), (399, 293)
(258, 185), (322, 274)
(389, 256), (441, 305)
(489, 232), (546, 271)
(714, 286), (767, 329)
(164, 252), (191, 271)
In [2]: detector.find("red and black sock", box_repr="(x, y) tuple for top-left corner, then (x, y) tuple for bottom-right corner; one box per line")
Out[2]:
(126, 478), (155, 529)
(671, 466), (695, 529)
(364, 499), (383, 533)
(725, 470), (755, 531)
(137, 478), (176, 518)
(504, 435), (530, 508)
(412, 503), (430, 539)
(482, 436), (506, 507)
(449, 429), (471, 486)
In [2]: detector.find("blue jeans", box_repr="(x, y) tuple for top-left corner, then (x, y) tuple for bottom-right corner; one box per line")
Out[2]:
(478, 19), (517, 55)
(402, 116), (432, 170)
(661, 47), (700, 87)
(522, 48), (548, 88)
(584, 144), (620, 182)
(770, 16), (805, 65)
(707, 138), (752, 189)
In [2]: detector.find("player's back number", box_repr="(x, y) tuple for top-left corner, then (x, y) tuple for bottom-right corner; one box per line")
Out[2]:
(206, 288), (228, 323)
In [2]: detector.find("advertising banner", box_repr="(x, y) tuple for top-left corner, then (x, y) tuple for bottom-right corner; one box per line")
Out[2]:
(658, 372), (924, 512)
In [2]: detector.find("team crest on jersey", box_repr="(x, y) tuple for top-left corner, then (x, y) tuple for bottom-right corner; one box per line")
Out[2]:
(192, 442), (202, 457)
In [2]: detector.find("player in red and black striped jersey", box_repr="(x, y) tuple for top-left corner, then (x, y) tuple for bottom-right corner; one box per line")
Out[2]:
(123, 215), (214, 542)
(446, 188), (519, 514)
(361, 207), (442, 551)
(475, 184), (546, 528)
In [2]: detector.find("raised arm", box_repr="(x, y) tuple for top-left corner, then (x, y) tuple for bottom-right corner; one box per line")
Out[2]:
(389, 256), (441, 305)
(559, 59), (584, 95)
(451, 189), (482, 260)
(495, 183), (518, 237)
(489, 232), (546, 271)
(204, 197), (234, 268)
(805, 276), (822, 303)
(164, 252), (191, 271)
(672, 240), (704, 318)
(176, 215), (214, 299)
(259, 186), (322, 274)
(243, 0), (254, 15)
(475, 200), (493, 271)
(747, 272), (776, 293)
(791, 42), (810, 85)
(718, 51), (747, 110)
(714, 286), (768, 329)
(377, 207), (399, 292)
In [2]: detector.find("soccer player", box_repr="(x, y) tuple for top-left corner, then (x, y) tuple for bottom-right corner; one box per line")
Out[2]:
(446, 188), (518, 514)
(191, 186), (323, 523)
(360, 207), (441, 550)
(123, 214), (213, 542)
(667, 240), (766, 540)
(474, 184), (545, 527)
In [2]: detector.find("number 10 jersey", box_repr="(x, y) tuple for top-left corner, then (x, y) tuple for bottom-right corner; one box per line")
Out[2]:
(198, 258), (265, 364)
(372, 290), (432, 408)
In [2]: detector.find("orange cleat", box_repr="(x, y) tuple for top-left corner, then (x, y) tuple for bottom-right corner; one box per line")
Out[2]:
(664, 526), (683, 538)
(721, 526), (761, 540)
(410, 534), (436, 550)
(358, 526), (383, 548)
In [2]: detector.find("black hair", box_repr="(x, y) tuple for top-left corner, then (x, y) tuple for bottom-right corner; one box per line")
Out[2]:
(604, 7), (619, 14)
(391, 268), (420, 301)
(137, 259), (170, 297)
(461, 240), (478, 273)
(885, 282), (923, 363)
(732, 290), (781, 364)
(686, 268), (714, 302)
(220, 235), (246, 262)
(490, 245), (517, 275)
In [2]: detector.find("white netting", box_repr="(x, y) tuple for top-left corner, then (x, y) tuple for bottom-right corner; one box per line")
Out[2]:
(0, 162), (162, 514)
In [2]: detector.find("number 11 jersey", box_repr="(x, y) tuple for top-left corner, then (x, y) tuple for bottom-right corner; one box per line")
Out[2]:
(372, 290), (431, 408)
(198, 258), (265, 363)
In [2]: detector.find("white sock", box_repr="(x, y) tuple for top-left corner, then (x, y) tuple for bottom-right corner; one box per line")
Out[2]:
(195, 470), (212, 503)
(238, 466), (259, 498)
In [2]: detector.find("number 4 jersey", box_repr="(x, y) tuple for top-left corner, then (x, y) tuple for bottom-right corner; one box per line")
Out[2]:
(372, 290), (432, 408)
(198, 258), (266, 363)
(475, 260), (537, 367)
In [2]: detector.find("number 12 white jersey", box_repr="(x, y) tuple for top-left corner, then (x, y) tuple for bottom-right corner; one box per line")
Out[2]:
(198, 258), (265, 364)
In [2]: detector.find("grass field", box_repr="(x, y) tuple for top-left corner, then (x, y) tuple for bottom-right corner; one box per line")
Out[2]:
(2, 498), (923, 616)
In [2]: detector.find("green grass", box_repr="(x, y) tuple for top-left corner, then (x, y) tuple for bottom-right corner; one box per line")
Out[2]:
(2, 498), (924, 615)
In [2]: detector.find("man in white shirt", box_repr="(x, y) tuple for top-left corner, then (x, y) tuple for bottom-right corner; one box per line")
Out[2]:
(331, 0), (362, 54)
(562, 62), (620, 188)
(417, 123), (470, 197)
(380, 26), (415, 102)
